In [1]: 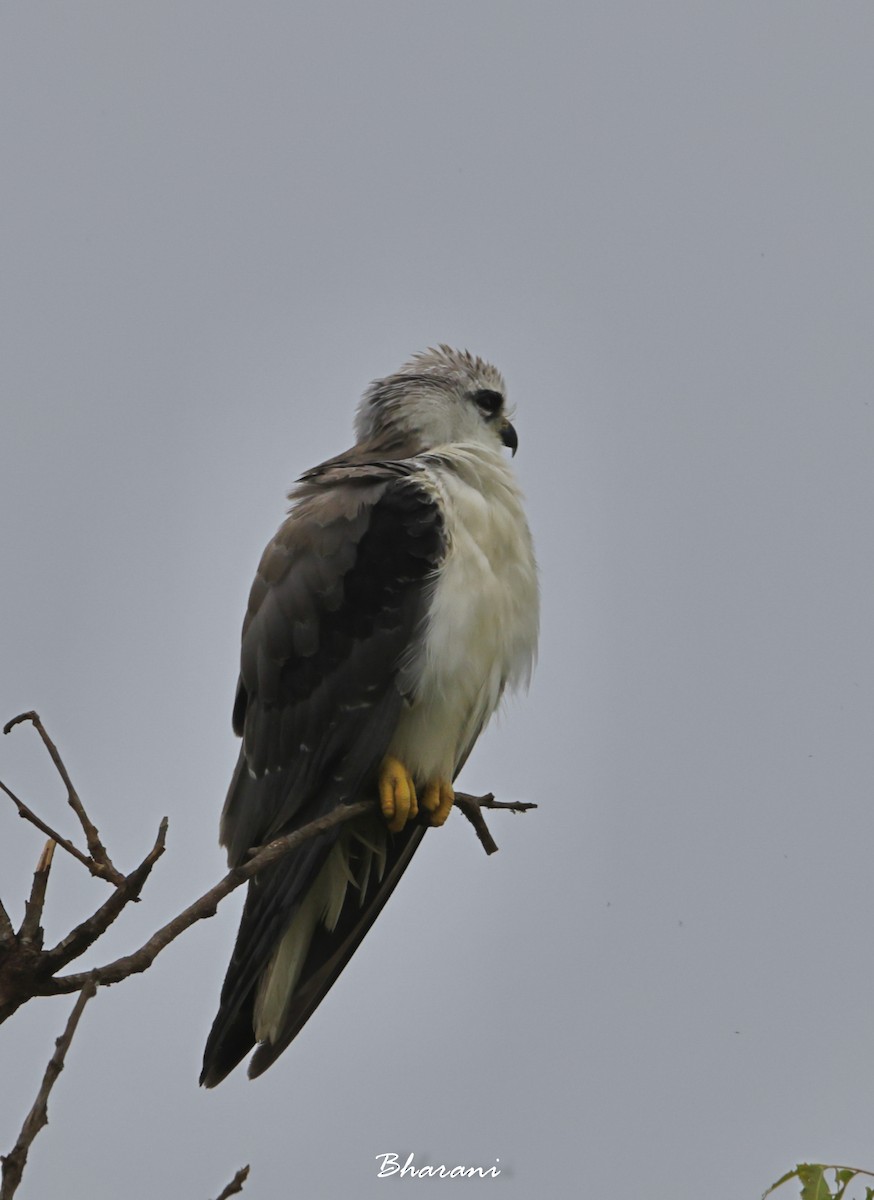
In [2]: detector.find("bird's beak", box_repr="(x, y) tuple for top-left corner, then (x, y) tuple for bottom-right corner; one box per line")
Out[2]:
(500, 418), (518, 456)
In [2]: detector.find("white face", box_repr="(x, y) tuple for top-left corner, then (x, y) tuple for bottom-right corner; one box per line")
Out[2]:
(355, 346), (516, 455)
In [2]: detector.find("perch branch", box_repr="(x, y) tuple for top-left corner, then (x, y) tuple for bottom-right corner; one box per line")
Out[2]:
(41, 790), (529, 995)
(0, 981), (97, 1200)
(1, 708), (535, 1015)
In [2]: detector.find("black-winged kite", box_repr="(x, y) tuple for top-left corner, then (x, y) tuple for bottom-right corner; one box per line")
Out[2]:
(200, 347), (539, 1086)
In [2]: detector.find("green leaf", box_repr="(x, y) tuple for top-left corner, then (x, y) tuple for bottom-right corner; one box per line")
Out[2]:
(763, 1166), (803, 1198)
(797, 1164), (832, 1200)
(833, 1168), (853, 1200)
(764, 1162), (874, 1200)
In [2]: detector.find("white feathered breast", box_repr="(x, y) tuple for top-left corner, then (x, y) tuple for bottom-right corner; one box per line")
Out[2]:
(388, 443), (539, 784)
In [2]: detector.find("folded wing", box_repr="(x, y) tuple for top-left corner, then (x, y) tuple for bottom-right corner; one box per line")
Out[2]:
(200, 468), (444, 1086)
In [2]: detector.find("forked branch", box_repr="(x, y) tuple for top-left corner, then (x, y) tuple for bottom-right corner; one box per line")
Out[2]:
(3, 711), (123, 885)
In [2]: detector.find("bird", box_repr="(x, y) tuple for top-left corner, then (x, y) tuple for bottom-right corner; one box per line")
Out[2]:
(200, 346), (539, 1086)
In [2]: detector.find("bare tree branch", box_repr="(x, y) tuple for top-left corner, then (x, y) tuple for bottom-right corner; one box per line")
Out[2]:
(2, 784), (535, 1018)
(455, 792), (538, 856)
(0, 778), (98, 878)
(37, 819), (168, 975)
(0, 712), (537, 1196)
(0, 820), (168, 1023)
(1, 710), (536, 1026)
(43, 790), (517, 995)
(0, 981), (97, 1200)
(213, 1165), (250, 1199)
(3, 712), (121, 882)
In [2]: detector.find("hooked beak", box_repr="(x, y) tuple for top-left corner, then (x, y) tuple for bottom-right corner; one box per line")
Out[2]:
(500, 418), (518, 456)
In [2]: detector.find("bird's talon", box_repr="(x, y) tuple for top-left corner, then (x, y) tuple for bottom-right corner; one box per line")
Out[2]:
(421, 779), (454, 827)
(379, 755), (418, 832)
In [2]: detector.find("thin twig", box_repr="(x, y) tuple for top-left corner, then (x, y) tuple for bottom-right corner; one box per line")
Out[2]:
(0, 778), (97, 877)
(19, 841), (56, 946)
(478, 795), (538, 814)
(0, 980), (97, 1200)
(213, 1165), (250, 1199)
(3, 712), (123, 885)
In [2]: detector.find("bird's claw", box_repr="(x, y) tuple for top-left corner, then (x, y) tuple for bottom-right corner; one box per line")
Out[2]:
(421, 779), (455, 827)
(379, 755), (418, 832)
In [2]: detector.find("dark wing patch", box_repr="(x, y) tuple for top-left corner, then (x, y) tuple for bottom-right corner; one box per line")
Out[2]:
(221, 472), (444, 863)
(200, 472), (444, 1087)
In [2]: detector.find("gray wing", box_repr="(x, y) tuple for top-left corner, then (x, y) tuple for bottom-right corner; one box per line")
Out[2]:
(200, 468), (444, 1087)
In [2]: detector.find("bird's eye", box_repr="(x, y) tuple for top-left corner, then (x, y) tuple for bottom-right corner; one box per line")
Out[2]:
(471, 388), (503, 417)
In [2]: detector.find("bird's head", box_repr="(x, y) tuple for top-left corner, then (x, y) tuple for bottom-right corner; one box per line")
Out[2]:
(355, 345), (518, 457)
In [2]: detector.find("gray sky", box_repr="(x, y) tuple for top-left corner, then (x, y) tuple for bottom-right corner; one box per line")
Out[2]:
(2, 3), (873, 1197)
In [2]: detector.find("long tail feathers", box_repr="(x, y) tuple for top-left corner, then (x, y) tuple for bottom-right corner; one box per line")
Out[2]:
(200, 816), (424, 1087)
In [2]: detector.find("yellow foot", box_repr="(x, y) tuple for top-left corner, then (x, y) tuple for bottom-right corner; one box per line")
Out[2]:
(379, 755), (418, 833)
(421, 779), (455, 827)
